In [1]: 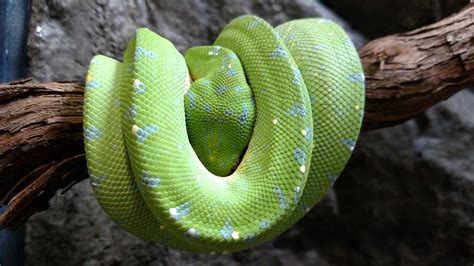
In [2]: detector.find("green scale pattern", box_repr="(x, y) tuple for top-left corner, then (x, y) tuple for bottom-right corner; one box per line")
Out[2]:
(83, 15), (365, 253)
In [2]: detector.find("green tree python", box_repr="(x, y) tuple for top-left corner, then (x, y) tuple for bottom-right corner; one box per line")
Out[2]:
(84, 15), (365, 253)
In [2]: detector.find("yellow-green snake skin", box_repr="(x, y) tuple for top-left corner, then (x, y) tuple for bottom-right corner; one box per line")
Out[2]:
(84, 15), (365, 253)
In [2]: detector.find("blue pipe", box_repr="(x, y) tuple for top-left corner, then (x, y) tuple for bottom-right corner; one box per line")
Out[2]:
(0, 0), (29, 82)
(0, 208), (25, 266)
(0, 0), (30, 265)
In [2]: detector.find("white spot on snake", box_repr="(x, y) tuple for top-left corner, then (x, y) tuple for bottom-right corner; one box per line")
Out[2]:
(208, 46), (221, 56)
(340, 138), (356, 152)
(90, 58), (100, 65)
(221, 53), (237, 70)
(272, 119), (278, 125)
(271, 46), (288, 59)
(90, 173), (106, 188)
(231, 231), (240, 240)
(169, 202), (191, 220)
(301, 129), (307, 136)
(299, 165), (306, 173)
(169, 208), (178, 218)
(133, 79), (145, 94)
(84, 125), (101, 141)
(131, 125), (139, 136)
(112, 144), (118, 151)
(187, 228), (200, 238)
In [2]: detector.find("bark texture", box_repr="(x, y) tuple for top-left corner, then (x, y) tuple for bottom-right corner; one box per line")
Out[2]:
(360, 3), (474, 129)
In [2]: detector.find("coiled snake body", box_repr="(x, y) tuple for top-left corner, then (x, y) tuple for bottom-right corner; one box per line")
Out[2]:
(84, 15), (364, 253)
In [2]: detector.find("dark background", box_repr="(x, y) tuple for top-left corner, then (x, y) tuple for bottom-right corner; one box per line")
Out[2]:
(25, 0), (473, 265)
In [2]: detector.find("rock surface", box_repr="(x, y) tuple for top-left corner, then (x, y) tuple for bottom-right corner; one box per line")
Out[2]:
(322, 0), (470, 38)
(25, 0), (473, 265)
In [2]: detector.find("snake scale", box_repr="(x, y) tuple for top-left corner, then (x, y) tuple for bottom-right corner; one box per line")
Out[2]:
(84, 15), (365, 253)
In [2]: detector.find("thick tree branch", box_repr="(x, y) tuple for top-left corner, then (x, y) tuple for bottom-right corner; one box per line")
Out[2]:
(360, 3), (474, 129)
(1, 4), (473, 229)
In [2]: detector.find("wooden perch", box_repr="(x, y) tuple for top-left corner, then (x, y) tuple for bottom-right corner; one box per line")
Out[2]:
(1, 4), (473, 230)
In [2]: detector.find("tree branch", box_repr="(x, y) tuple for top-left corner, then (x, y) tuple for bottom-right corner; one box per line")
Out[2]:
(1, 4), (473, 229)
(360, 3), (474, 129)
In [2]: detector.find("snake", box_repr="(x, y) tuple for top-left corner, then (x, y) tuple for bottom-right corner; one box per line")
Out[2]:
(83, 15), (364, 253)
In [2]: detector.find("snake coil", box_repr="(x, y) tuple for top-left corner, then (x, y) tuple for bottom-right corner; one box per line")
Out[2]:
(84, 15), (364, 253)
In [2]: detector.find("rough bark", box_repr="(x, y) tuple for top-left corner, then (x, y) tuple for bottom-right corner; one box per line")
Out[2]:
(360, 3), (474, 129)
(1, 4), (473, 230)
